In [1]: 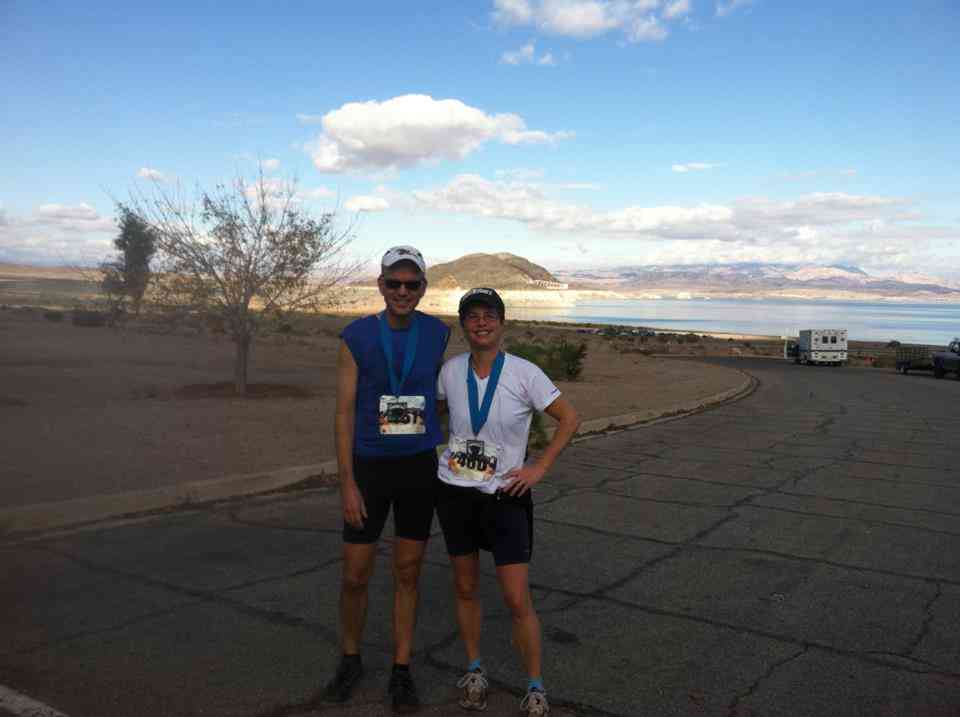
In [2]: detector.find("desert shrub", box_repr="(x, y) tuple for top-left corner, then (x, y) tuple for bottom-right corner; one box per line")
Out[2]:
(505, 338), (585, 451)
(44, 310), (64, 322)
(506, 338), (587, 381)
(656, 333), (670, 343)
(872, 354), (897, 369)
(72, 309), (107, 327)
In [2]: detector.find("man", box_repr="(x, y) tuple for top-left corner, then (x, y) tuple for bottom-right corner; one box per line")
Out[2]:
(436, 288), (580, 716)
(324, 246), (450, 713)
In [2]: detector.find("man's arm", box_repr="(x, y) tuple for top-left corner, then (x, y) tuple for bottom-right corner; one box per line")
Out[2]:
(335, 340), (366, 528)
(503, 396), (580, 496)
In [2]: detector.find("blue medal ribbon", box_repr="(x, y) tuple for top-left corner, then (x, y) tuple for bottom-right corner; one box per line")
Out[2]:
(378, 312), (419, 396)
(467, 352), (505, 436)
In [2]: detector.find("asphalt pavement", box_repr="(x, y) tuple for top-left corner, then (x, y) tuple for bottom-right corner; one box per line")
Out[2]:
(2, 358), (959, 716)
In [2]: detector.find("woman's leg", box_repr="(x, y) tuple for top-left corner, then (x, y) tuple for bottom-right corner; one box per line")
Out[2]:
(496, 563), (541, 680)
(452, 552), (483, 663)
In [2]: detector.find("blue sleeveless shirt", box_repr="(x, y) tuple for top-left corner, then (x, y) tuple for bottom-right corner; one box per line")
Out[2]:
(341, 311), (450, 458)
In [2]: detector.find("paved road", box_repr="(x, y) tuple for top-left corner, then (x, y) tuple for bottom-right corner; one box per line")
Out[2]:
(2, 359), (959, 716)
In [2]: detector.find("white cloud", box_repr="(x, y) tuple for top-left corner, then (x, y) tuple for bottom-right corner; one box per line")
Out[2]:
(501, 40), (557, 66)
(305, 94), (572, 173)
(663, 0), (690, 20)
(241, 179), (335, 207)
(410, 175), (958, 274)
(716, 0), (753, 17)
(413, 174), (732, 236)
(628, 15), (668, 41)
(672, 162), (721, 173)
(491, 0), (680, 43)
(412, 174), (924, 244)
(35, 203), (102, 222)
(345, 195), (390, 213)
(492, 0), (534, 25)
(502, 41), (535, 64)
(296, 186), (335, 201)
(261, 159), (281, 172)
(537, 0), (623, 38)
(0, 203), (116, 265)
(137, 167), (165, 181)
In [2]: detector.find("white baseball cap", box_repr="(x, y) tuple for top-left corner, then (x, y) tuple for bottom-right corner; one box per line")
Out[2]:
(381, 246), (426, 274)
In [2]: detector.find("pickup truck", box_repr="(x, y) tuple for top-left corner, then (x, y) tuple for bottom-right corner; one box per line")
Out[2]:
(896, 339), (960, 378)
(933, 338), (960, 379)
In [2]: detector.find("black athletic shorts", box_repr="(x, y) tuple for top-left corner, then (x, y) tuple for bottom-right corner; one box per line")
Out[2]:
(435, 480), (534, 566)
(342, 450), (439, 544)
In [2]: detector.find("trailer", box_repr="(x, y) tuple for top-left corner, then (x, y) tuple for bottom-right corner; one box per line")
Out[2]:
(895, 339), (960, 378)
(895, 345), (935, 374)
(796, 329), (847, 366)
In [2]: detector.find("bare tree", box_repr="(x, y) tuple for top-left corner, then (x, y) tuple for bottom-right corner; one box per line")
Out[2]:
(128, 172), (357, 394)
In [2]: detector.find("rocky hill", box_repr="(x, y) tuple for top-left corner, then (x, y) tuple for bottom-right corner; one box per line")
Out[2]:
(426, 252), (564, 290)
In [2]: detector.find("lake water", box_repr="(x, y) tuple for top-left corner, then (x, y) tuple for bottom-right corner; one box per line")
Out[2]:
(510, 298), (960, 345)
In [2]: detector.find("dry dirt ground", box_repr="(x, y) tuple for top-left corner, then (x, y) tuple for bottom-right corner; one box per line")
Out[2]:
(0, 307), (746, 509)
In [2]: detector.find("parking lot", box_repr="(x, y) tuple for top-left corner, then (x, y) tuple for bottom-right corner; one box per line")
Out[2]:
(2, 358), (959, 716)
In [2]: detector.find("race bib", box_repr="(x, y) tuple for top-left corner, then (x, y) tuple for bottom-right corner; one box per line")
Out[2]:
(378, 395), (426, 435)
(448, 436), (501, 482)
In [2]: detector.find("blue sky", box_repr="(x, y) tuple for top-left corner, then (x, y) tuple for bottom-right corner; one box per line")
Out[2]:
(2, 0), (958, 281)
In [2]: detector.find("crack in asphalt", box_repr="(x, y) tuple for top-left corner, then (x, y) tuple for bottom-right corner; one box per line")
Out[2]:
(31, 545), (345, 645)
(909, 581), (945, 656)
(725, 645), (809, 716)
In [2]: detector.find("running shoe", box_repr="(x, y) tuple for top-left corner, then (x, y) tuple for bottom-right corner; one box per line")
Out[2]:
(457, 668), (489, 711)
(520, 687), (549, 716)
(388, 666), (420, 714)
(322, 655), (363, 702)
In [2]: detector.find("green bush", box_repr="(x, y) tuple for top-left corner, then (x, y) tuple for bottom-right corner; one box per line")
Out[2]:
(44, 310), (64, 322)
(506, 338), (587, 381)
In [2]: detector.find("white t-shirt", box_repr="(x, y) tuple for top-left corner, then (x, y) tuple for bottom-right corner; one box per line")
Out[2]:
(437, 352), (561, 494)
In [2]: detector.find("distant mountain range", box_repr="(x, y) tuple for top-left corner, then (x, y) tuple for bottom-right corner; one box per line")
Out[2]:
(553, 263), (960, 299)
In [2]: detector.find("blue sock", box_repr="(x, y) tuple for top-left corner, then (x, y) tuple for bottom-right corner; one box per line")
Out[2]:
(527, 677), (544, 692)
(468, 658), (484, 672)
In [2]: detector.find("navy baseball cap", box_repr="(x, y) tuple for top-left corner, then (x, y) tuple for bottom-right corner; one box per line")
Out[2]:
(458, 287), (505, 320)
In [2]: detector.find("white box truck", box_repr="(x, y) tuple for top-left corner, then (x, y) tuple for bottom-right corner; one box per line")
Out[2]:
(797, 329), (847, 366)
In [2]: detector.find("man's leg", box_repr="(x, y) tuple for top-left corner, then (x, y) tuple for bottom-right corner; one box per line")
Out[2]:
(340, 542), (378, 654)
(392, 537), (428, 665)
(496, 563), (542, 680)
(451, 552), (482, 663)
(324, 541), (378, 702)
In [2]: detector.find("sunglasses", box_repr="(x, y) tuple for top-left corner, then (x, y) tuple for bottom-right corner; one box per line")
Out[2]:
(384, 279), (423, 291)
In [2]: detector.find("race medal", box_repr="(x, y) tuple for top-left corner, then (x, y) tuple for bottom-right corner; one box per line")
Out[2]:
(379, 395), (427, 435)
(448, 436), (500, 482)
(378, 313), (421, 437)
